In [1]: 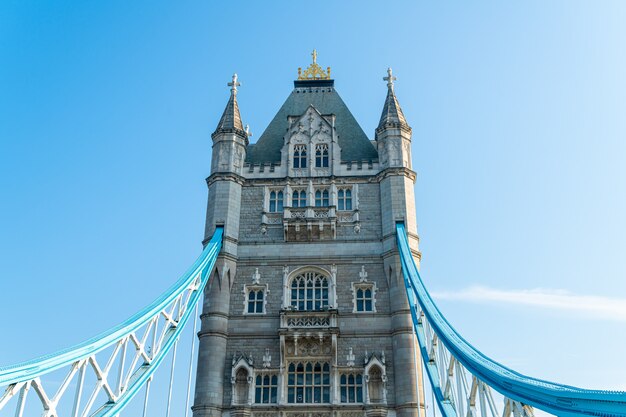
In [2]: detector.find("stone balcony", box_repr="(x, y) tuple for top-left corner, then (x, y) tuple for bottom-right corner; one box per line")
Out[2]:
(279, 309), (338, 330)
(278, 309), (339, 361)
(284, 206), (338, 241)
(261, 207), (361, 241)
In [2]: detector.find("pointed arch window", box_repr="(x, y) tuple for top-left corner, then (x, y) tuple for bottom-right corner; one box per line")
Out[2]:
(287, 362), (331, 403)
(269, 190), (283, 212)
(290, 271), (329, 311)
(292, 190), (307, 208)
(337, 189), (352, 211)
(315, 144), (329, 168)
(293, 145), (307, 168)
(315, 189), (329, 207)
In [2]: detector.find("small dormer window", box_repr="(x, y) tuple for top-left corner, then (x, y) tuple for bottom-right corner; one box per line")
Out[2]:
(315, 144), (329, 167)
(269, 191), (283, 212)
(293, 145), (307, 168)
(337, 189), (352, 211)
(315, 189), (329, 207)
(292, 190), (307, 207)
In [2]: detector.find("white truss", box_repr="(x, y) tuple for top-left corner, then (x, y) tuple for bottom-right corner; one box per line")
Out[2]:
(1, 279), (196, 417)
(0, 228), (222, 417)
(417, 307), (535, 417)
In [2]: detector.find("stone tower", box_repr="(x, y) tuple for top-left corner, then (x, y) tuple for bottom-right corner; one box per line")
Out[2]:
(193, 52), (424, 417)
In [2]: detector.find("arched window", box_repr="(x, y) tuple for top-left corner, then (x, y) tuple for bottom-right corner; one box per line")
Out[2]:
(314, 189), (329, 207)
(293, 145), (307, 168)
(341, 373), (363, 403)
(290, 271), (329, 311)
(255, 374), (278, 403)
(287, 362), (330, 403)
(337, 189), (352, 211)
(292, 190), (307, 207)
(315, 144), (329, 167)
(269, 191), (283, 212)
(234, 368), (250, 405)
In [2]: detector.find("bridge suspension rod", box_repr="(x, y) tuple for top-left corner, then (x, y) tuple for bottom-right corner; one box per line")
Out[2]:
(396, 222), (626, 417)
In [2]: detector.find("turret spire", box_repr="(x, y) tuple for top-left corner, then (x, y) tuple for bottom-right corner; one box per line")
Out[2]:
(377, 67), (408, 130)
(214, 73), (245, 136)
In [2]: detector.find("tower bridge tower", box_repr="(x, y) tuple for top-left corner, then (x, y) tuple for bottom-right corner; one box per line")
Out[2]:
(194, 52), (423, 417)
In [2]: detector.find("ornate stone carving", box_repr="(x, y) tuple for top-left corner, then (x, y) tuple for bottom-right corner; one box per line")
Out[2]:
(342, 412), (365, 417)
(359, 266), (368, 282)
(346, 347), (355, 367)
(285, 338), (332, 357)
(262, 348), (271, 368)
(252, 268), (261, 284)
(287, 315), (330, 327)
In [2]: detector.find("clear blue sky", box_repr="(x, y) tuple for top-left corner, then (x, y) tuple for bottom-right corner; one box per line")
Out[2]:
(1, 0), (625, 412)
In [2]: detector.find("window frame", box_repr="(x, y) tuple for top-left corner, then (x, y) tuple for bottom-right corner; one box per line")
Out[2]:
(340, 373), (364, 403)
(268, 190), (284, 213)
(337, 188), (353, 211)
(292, 189), (307, 208)
(315, 144), (329, 168)
(290, 271), (329, 311)
(254, 373), (278, 404)
(314, 189), (330, 207)
(243, 283), (269, 315)
(287, 362), (331, 404)
(293, 145), (308, 169)
(351, 281), (377, 313)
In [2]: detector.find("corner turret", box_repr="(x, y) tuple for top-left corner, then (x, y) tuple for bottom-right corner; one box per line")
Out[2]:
(211, 74), (249, 175)
(375, 68), (412, 169)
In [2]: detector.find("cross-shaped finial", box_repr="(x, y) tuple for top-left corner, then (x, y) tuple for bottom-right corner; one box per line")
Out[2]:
(312, 49), (318, 64)
(383, 67), (396, 90)
(227, 73), (241, 93)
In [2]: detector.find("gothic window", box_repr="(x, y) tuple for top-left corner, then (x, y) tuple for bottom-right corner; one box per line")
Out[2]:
(367, 366), (384, 404)
(293, 145), (307, 168)
(351, 271), (377, 313)
(355, 287), (373, 312)
(314, 189), (329, 207)
(292, 190), (307, 207)
(247, 289), (264, 314)
(287, 362), (331, 403)
(269, 191), (283, 212)
(234, 368), (250, 405)
(340, 373), (363, 403)
(255, 374), (278, 404)
(337, 189), (352, 211)
(315, 144), (329, 167)
(290, 271), (329, 311)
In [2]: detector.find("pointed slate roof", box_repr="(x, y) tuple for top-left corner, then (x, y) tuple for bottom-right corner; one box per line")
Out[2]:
(213, 74), (246, 137)
(246, 79), (377, 164)
(377, 68), (409, 130)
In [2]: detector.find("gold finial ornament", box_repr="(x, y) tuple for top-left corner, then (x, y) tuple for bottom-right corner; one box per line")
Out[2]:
(297, 49), (331, 80)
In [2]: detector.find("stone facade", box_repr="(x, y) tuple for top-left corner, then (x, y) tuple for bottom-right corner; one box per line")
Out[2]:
(194, 60), (423, 417)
